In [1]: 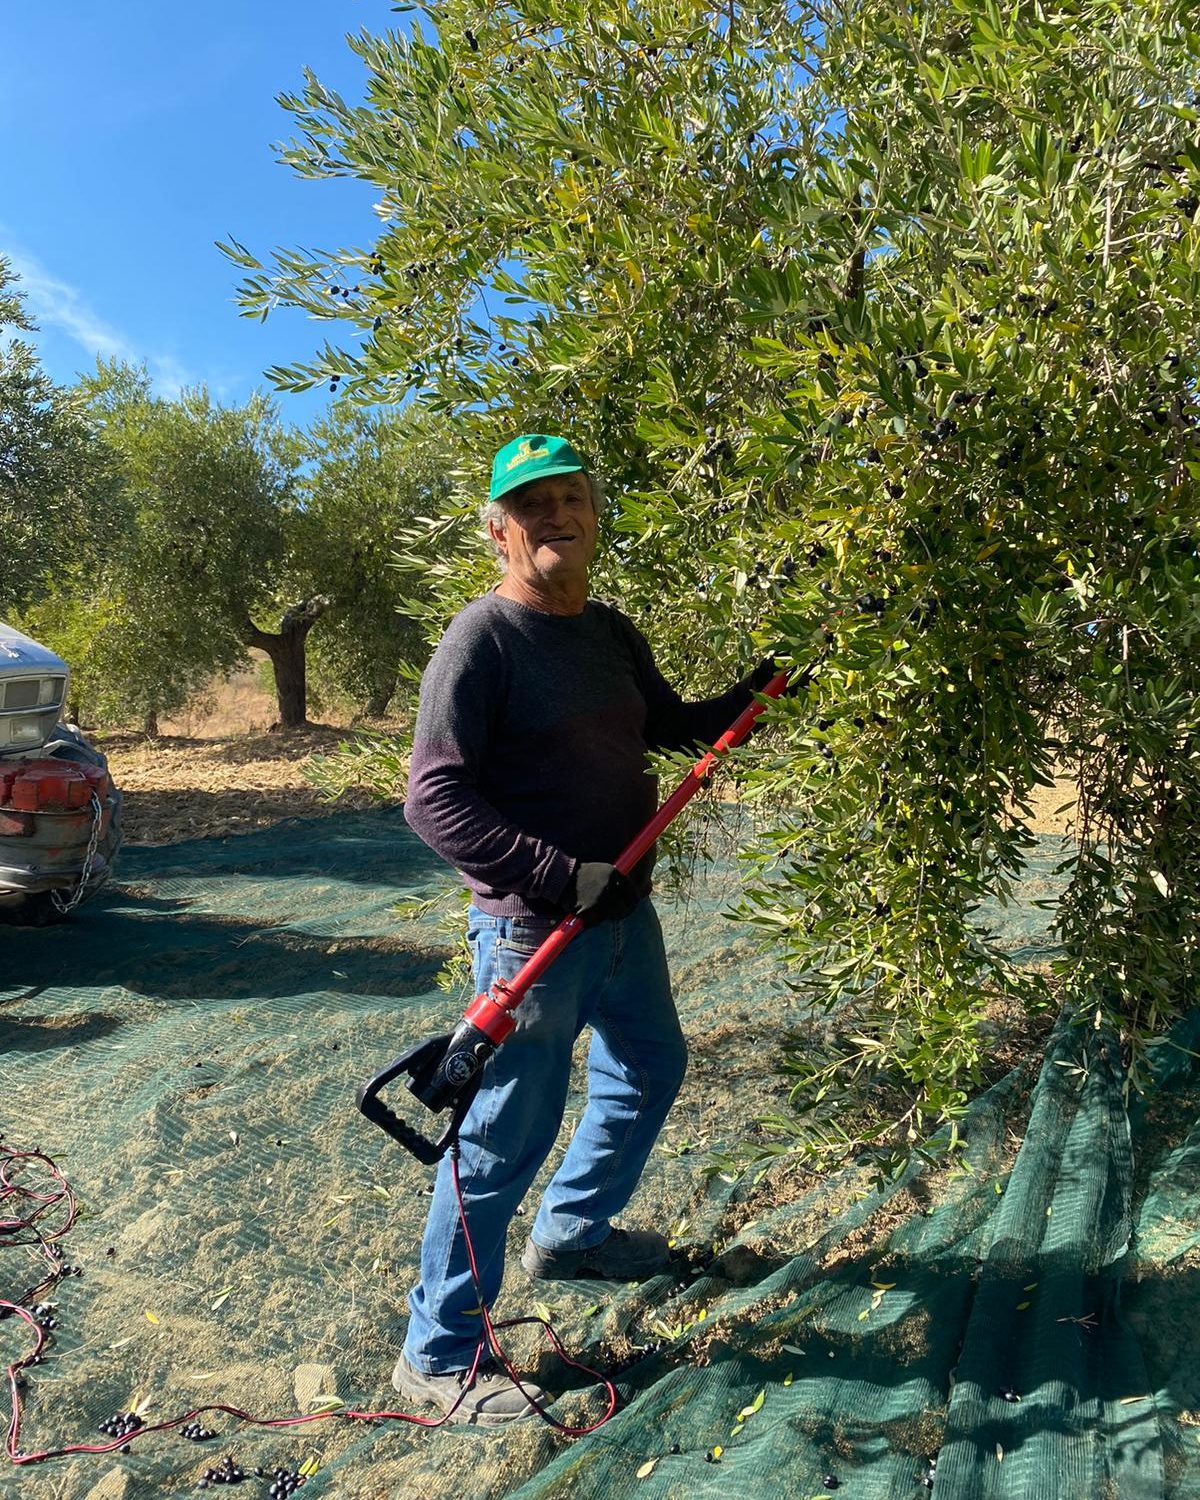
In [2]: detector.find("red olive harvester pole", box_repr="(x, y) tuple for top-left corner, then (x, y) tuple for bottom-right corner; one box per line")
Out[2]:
(356, 669), (792, 1163)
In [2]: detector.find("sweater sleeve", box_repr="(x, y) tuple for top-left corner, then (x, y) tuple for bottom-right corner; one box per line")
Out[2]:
(403, 626), (577, 905)
(615, 613), (760, 753)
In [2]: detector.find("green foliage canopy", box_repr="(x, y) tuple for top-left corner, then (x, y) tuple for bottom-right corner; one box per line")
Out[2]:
(0, 258), (123, 618)
(295, 405), (450, 717)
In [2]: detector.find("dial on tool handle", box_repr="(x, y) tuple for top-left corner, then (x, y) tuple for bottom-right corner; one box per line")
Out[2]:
(357, 669), (792, 1162)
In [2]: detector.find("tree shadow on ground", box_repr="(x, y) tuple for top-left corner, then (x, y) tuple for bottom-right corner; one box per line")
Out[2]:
(0, 1009), (125, 1053)
(114, 805), (448, 889)
(2, 896), (451, 1006)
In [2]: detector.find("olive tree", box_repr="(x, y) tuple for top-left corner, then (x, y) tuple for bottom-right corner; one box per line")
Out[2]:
(295, 405), (450, 718)
(228, 0), (1200, 1173)
(30, 362), (448, 733)
(30, 363), (304, 732)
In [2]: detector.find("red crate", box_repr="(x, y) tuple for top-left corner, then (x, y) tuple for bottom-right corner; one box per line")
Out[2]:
(4, 760), (93, 812)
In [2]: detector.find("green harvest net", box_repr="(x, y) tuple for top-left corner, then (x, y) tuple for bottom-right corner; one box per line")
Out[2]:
(2, 808), (1198, 1500)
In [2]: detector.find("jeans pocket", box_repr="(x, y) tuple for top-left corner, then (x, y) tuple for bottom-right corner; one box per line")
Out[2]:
(466, 909), (499, 944)
(497, 920), (557, 958)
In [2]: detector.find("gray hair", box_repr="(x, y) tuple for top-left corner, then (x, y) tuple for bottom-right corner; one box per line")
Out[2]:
(482, 472), (607, 567)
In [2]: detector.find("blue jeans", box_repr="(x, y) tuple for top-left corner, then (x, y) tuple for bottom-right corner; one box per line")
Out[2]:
(402, 898), (686, 1373)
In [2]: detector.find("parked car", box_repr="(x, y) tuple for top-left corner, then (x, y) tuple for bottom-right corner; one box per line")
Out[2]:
(0, 622), (123, 922)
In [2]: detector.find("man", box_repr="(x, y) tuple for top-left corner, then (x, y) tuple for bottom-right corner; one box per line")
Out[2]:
(394, 434), (776, 1425)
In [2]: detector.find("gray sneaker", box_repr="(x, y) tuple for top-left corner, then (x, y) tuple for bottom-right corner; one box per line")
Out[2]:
(521, 1227), (671, 1283)
(391, 1353), (547, 1426)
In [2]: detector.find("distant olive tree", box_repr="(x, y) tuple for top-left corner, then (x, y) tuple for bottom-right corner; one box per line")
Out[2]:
(28, 363), (302, 732)
(295, 405), (450, 719)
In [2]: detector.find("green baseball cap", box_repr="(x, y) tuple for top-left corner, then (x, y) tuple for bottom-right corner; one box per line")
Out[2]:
(489, 434), (588, 504)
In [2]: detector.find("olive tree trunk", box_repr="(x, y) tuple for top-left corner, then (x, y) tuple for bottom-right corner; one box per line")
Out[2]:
(241, 596), (334, 730)
(363, 670), (398, 720)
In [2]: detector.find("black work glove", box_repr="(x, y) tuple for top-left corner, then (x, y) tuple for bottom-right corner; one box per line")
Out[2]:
(748, 656), (816, 697)
(562, 861), (641, 928)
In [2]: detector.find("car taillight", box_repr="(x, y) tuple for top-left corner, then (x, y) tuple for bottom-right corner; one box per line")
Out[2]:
(0, 760), (110, 812)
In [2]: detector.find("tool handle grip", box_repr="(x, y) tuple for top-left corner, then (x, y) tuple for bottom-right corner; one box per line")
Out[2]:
(356, 1075), (445, 1165)
(356, 1033), (487, 1164)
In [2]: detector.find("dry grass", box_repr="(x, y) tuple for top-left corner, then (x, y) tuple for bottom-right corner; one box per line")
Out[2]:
(1022, 771), (1081, 839)
(158, 659), (281, 738)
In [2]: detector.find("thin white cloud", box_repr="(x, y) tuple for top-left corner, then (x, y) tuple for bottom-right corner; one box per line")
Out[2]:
(7, 253), (129, 359)
(1, 242), (197, 398)
(147, 353), (200, 401)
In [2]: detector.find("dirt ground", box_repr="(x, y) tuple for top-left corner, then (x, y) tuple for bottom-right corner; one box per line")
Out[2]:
(96, 725), (398, 845)
(93, 669), (404, 845)
(92, 668), (1078, 848)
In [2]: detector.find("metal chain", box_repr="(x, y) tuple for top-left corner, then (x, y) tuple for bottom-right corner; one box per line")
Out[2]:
(50, 792), (104, 916)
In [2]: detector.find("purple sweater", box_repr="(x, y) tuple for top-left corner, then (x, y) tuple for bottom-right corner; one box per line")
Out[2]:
(403, 592), (758, 917)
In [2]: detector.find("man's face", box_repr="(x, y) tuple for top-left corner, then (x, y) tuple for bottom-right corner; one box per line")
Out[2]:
(490, 471), (599, 591)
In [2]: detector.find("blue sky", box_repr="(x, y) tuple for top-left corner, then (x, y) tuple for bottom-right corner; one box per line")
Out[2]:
(2, 1), (396, 427)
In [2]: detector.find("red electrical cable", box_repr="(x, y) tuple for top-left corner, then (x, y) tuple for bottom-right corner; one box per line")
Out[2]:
(445, 1145), (618, 1434)
(2, 1138), (618, 1469)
